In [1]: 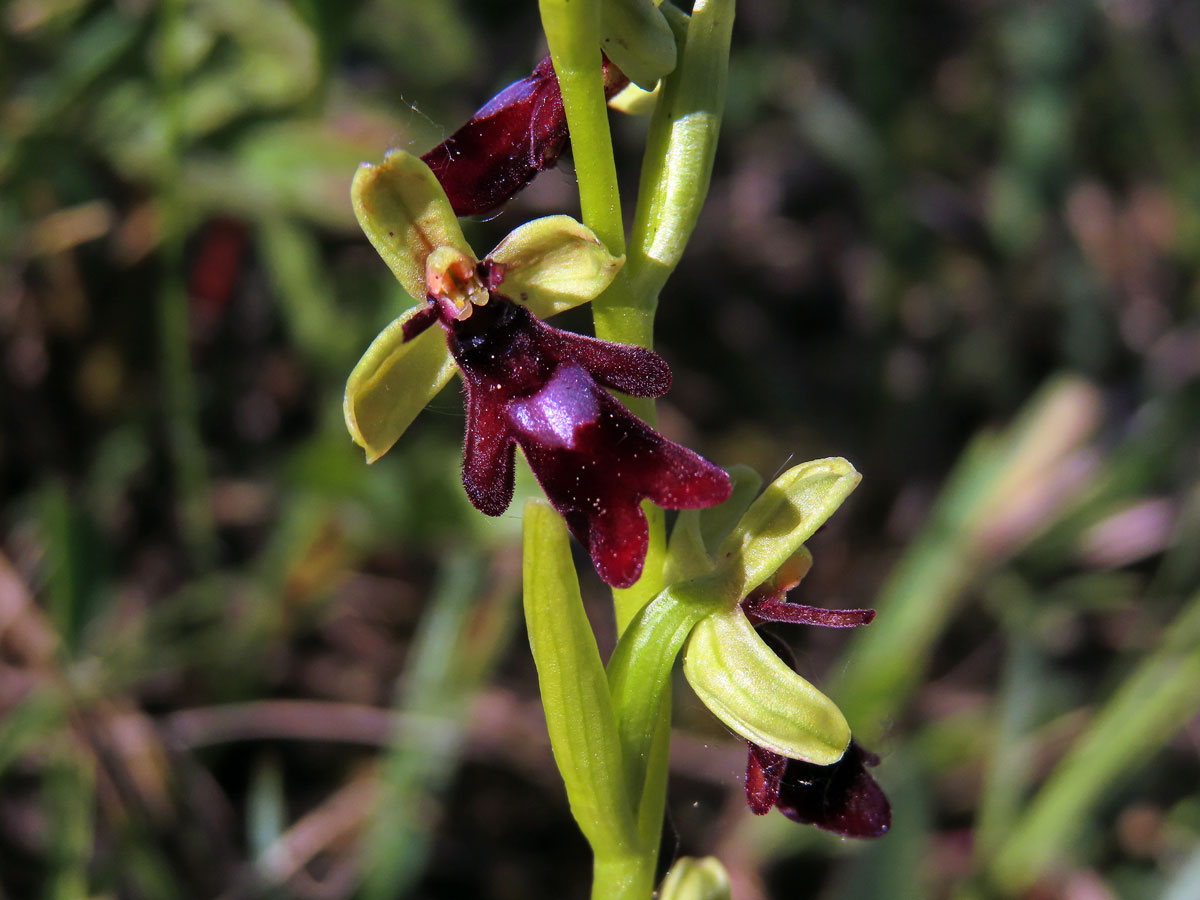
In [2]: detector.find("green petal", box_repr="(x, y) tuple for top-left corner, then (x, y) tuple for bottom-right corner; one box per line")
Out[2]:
(683, 606), (850, 764)
(343, 306), (456, 463)
(600, 0), (677, 90)
(351, 149), (473, 302)
(486, 215), (624, 319)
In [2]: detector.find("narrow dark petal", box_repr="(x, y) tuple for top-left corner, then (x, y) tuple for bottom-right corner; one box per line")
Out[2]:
(461, 385), (516, 517)
(743, 596), (876, 628)
(401, 303), (440, 342)
(423, 57), (630, 217)
(546, 328), (672, 398)
(583, 497), (650, 589)
(745, 742), (787, 815)
(640, 439), (732, 511)
(422, 57), (566, 218)
(775, 741), (892, 838)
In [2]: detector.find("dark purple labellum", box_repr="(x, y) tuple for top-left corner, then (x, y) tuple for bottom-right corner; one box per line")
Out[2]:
(423, 57), (630, 218)
(770, 741), (892, 838)
(745, 740), (890, 837)
(437, 297), (730, 587)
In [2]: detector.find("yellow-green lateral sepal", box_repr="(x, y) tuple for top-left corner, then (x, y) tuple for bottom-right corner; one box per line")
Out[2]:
(343, 306), (457, 463)
(351, 149), (473, 302)
(487, 215), (625, 319)
(683, 606), (851, 763)
(522, 500), (638, 856)
(600, 0), (677, 90)
(710, 458), (861, 607)
(658, 857), (732, 900)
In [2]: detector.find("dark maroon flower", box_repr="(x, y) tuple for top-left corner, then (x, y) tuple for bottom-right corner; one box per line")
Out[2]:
(422, 56), (629, 218)
(737, 566), (888, 836)
(745, 740), (891, 838)
(407, 290), (731, 588)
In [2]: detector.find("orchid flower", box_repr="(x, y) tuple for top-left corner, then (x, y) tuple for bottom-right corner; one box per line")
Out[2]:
(344, 150), (729, 586)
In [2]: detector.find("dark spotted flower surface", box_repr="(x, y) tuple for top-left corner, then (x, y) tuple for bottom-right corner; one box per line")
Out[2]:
(407, 290), (731, 588)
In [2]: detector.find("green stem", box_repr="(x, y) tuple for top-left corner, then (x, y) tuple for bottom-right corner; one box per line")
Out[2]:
(540, 0), (625, 258)
(591, 851), (658, 900)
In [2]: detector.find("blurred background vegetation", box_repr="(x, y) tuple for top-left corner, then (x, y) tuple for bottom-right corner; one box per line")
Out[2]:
(2, 0), (1199, 897)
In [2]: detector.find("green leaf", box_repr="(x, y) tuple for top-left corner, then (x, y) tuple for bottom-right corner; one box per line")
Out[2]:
(522, 501), (638, 856)
(351, 149), (473, 303)
(657, 857), (732, 900)
(343, 305), (457, 463)
(486, 215), (625, 319)
(683, 606), (850, 763)
(600, 0), (677, 90)
(709, 458), (861, 608)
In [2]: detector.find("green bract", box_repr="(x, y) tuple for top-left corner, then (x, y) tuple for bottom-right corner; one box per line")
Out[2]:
(343, 150), (625, 463)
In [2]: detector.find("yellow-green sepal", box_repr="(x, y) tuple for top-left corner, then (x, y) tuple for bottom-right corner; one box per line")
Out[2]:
(487, 215), (625, 319)
(351, 149), (473, 302)
(600, 0), (677, 90)
(343, 305), (457, 463)
(683, 605), (851, 764)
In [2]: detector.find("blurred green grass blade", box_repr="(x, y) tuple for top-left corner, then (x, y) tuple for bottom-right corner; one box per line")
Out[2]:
(834, 377), (1101, 737)
(362, 548), (517, 900)
(38, 480), (106, 655)
(44, 750), (94, 900)
(988, 588), (1200, 893)
(258, 217), (358, 369)
(2, 9), (138, 166)
(522, 500), (638, 857)
(0, 690), (66, 777)
(974, 634), (1044, 857)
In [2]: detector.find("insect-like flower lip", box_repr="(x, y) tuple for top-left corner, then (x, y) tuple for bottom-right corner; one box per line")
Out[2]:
(448, 295), (730, 588)
(745, 738), (891, 838)
(508, 365), (600, 450)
